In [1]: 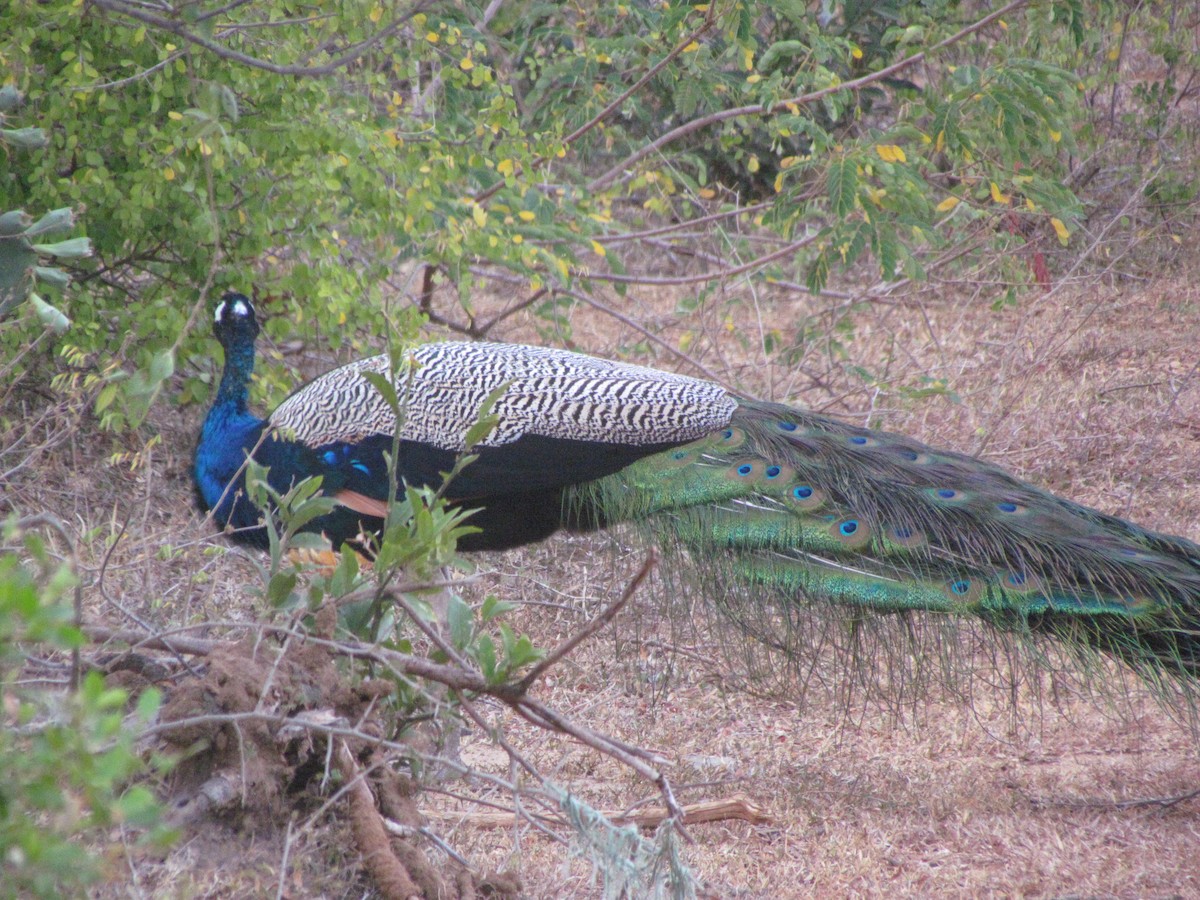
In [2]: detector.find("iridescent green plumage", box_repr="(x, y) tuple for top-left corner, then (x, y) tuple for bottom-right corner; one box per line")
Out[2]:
(574, 400), (1200, 697)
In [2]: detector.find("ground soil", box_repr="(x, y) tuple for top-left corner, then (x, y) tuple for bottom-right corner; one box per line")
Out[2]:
(5, 239), (1200, 897)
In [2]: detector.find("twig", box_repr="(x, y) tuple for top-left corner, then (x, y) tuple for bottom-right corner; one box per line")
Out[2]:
(557, 286), (734, 389)
(91, 0), (430, 77)
(422, 793), (773, 830)
(518, 550), (657, 691)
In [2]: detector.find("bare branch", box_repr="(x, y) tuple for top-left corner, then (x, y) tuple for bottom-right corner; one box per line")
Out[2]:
(90, 0), (429, 77)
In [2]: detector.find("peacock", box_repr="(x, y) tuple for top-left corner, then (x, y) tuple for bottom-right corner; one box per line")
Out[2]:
(195, 291), (1200, 698)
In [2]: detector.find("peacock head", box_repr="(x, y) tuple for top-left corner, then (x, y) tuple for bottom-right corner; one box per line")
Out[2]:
(213, 291), (260, 348)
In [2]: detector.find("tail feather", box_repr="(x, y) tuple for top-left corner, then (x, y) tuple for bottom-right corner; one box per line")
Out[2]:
(575, 399), (1200, 690)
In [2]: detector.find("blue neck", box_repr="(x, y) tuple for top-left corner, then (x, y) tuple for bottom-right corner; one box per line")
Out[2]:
(195, 335), (266, 520)
(214, 334), (257, 414)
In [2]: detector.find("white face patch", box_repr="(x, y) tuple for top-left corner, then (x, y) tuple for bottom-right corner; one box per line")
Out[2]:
(216, 297), (251, 322)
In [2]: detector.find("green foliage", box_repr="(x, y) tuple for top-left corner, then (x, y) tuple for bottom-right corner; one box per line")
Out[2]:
(0, 0), (1134, 431)
(0, 85), (91, 329)
(0, 530), (164, 898)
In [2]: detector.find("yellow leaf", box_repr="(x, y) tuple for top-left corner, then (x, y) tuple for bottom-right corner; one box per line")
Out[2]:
(1050, 217), (1070, 245)
(683, 41), (701, 52)
(936, 196), (958, 212)
(460, 55), (474, 71)
(1025, 198), (1036, 211)
(497, 158), (514, 177)
(990, 182), (1010, 205)
(590, 240), (606, 257)
(472, 205), (487, 227)
(935, 130), (945, 153)
(747, 156), (760, 173)
(518, 210), (536, 222)
(851, 46), (863, 60)
(168, 111), (183, 121)
(369, 5), (382, 23)
(774, 172), (784, 193)
(512, 234), (523, 244)
(743, 48), (754, 71)
(875, 144), (906, 163)
(426, 31), (439, 43)
(163, 167), (175, 181)
(746, 73), (761, 84)
(1049, 129), (1062, 143)
(698, 188), (715, 199)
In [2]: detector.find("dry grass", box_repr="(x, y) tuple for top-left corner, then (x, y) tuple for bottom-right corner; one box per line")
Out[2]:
(425, 254), (1200, 898)
(5, 242), (1200, 897)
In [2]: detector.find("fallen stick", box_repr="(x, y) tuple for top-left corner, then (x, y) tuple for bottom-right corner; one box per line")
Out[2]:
(422, 793), (773, 830)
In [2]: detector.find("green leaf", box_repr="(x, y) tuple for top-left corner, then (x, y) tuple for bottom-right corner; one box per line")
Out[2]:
(26, 207), (76, 238)
(480, 595), (515, 623)
(825, 156), (858, 218)
(475, 633), (497, 682)
(0, 84), (21, 113)
(0, 126), (48, 150)
(31, 237), (93, 260)
(446, 595), (472, 650)
(0, 209), (31, 236)
(267, 570), (298, 607)
(462, 381), (510, 449)
(361, 370), (400, 411)
(33, 265), (71, 288)
(148, 348), (175, 384)
(30, 293), (71, 332)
